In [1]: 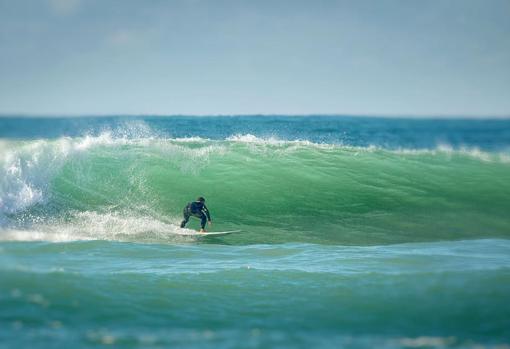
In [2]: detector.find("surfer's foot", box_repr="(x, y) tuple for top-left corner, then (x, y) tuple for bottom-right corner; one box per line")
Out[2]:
(199, 229), (206, 233)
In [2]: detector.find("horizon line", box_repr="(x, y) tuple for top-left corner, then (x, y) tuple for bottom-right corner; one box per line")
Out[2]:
(1, 112), (510, 120)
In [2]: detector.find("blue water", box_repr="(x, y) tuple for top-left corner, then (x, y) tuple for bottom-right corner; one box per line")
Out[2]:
(1, 115), (509, 348)
(1, 116), (509, 150)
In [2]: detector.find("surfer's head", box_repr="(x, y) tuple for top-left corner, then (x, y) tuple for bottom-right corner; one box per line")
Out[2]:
(197, 196), (205, 202)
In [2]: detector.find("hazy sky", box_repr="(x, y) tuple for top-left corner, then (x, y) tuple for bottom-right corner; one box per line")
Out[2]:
(1, 0), (509, 116)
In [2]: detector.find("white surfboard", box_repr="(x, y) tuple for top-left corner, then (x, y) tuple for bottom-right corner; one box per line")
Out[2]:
(174, 230), (241, 237)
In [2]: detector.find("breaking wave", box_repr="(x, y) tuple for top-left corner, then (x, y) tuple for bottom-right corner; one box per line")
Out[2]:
(1, 132), (509, 244)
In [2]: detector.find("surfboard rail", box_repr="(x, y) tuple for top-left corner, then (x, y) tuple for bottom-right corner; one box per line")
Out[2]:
(174, 230), (241, 237)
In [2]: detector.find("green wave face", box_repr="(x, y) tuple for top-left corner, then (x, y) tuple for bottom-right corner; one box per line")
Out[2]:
(4, 137), (503, 245)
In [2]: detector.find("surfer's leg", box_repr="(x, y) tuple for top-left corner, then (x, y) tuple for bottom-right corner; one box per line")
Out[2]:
(180, 208), (190, 228)
(199, 213), (207, 229)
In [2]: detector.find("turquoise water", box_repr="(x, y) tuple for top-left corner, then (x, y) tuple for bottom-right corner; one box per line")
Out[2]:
(1, 116), (510, 348)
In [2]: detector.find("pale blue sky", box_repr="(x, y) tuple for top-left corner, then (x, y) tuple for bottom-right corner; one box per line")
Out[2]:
(1, 0), (509, 116)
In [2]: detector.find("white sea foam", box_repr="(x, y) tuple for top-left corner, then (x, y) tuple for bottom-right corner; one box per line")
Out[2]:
(0, 135), (116, 216)
(0, 211), (194, 243)
(392, 143), (506, 163)
(227, 133), (334, 148)
(171, 136), (211, 143)
(0, 139), (69, 216)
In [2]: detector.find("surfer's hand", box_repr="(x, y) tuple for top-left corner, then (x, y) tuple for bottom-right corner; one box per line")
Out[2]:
(208, 221), (212, 226)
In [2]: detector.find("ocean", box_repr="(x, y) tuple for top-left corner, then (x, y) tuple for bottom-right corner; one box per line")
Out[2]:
(0, 116), (509, 348)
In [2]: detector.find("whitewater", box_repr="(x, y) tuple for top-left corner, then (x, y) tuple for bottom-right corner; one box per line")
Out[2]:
(1, 116), (509, 348)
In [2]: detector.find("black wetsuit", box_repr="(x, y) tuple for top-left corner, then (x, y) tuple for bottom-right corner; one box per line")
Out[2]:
(180, 201), (211, 229)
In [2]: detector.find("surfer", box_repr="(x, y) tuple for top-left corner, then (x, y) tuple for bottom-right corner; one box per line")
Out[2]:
(180, 197), (212, 232)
